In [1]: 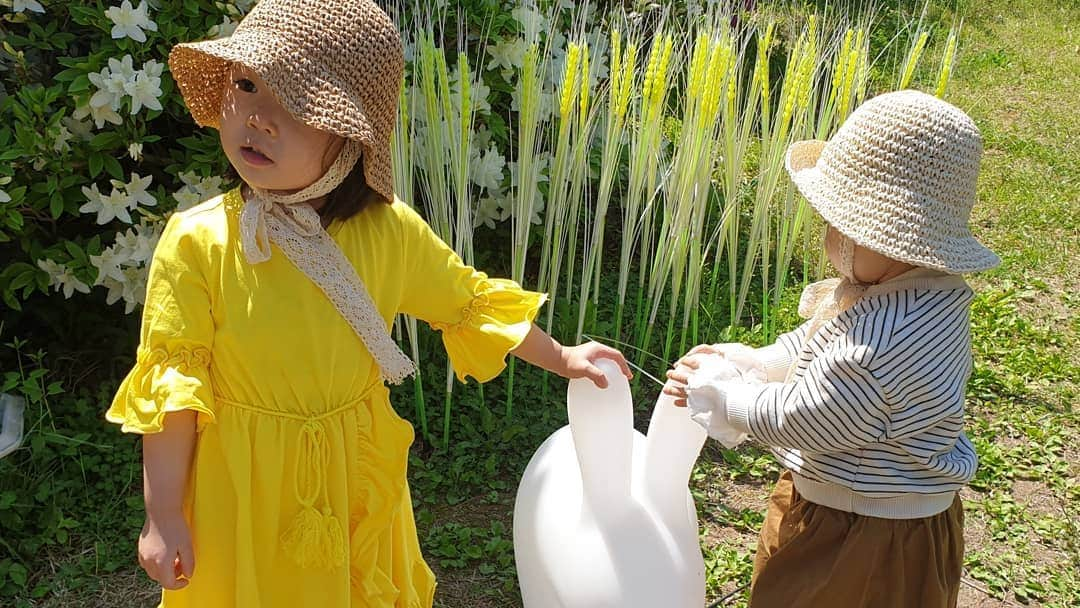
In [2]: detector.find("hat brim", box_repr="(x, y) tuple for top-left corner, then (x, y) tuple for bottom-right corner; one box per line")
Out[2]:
(168, 33), (396, 204)
(785, 139), (1001, 274)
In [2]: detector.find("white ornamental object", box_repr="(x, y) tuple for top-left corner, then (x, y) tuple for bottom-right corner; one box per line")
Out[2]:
(0, 394), (25, 459)
(513, 358), (708, 607)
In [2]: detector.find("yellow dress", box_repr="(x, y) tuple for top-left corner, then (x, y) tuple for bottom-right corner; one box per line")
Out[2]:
(106, 188), (545, 607)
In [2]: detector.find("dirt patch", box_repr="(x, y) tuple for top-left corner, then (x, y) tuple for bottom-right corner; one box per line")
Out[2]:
(40, 568), (158, 608)
(431, 566), (517, 608)
(958, 582), (1014, 608)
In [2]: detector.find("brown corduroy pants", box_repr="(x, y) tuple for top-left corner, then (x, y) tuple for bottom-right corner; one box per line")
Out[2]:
(748, 471), (965, 608)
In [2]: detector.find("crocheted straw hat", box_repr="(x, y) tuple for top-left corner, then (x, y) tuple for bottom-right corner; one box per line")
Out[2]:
(786, 89), (1000, 274)
(168, 0), (403, 204)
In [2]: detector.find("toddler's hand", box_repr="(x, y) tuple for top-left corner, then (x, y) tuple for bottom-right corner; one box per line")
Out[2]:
(561, 342), (633, 389)
(139, 510), (195, 590)
(664, 343), (757, 406)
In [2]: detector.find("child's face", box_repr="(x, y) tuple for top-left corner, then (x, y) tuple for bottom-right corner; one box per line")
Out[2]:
(219, 64), (345, 192)
(825, 224), (916, 284)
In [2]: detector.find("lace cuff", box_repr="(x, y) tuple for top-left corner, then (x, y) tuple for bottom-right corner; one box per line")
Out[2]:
(106, 345), (215, 433)
(429, 278), (547, 383)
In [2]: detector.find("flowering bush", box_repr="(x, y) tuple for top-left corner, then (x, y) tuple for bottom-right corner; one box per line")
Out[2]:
(0, 0), (240, 318)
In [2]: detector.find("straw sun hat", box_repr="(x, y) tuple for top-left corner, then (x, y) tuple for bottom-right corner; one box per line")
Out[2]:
(786, 89), (1000, 274)
(168, 0), (403, 204)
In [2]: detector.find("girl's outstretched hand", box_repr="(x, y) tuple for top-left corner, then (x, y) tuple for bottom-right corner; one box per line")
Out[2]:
(560, 342), (633, 389)
(139, 510), (195, 590)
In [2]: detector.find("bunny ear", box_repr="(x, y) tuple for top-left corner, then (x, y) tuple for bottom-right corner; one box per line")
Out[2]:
(642, 392), (707, 533)
(567, 358), (634, 514)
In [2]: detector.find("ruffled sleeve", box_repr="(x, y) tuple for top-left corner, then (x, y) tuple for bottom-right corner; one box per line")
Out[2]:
(394, 202), (547, 383)
(106, 211), (216, 433)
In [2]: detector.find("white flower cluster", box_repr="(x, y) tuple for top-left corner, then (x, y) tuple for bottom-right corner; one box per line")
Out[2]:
(104, 0), (157, 43)
(36, 219), (162, 312)
(36, 259), (91, 299)
(76, 55), (164, 129)
(89, 221), (162, 313)
(80, 172), (157, 225)
(7, 0), (45, 14)
(172, 172), (226, 211)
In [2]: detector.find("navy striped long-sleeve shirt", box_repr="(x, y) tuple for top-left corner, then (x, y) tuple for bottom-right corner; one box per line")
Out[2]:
(721, 269), (979, 515)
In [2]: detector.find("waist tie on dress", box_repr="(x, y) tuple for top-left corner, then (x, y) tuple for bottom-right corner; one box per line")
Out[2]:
(218, 395), (373, 570)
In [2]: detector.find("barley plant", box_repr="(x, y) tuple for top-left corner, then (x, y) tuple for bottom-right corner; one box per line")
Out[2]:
(387, 0), (960, 442)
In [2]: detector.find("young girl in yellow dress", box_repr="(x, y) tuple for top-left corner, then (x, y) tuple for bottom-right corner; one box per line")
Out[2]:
(105, 1), (630, 606)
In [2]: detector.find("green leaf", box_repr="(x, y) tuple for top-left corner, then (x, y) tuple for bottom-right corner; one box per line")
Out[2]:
(88, 152), (104, 178)
(64, 241), (87, 264)
(49, 192), (65, 219)
(9, 269), (36, 291)
(8, 563), (26, 588)
(103, 154), (124, 180)
(90, 131), (123, 150)
(67, 75), (91, 94)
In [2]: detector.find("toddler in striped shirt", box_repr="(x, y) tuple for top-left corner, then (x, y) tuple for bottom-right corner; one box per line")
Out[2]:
(664, 90), (999, 608)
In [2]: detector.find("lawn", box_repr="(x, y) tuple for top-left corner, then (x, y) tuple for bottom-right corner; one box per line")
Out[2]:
(15, 0), (1079, 606)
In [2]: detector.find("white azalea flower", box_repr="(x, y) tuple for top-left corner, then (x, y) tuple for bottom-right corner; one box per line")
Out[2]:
(37, 259), (91, 299)
(73, 101), (123, 130)
(487, 38), (527, 75)
(109, 55), (138, 82)
(88, 61), (130, 105)
(113, 221), (161, 264)
(173, 172), (225, 211)
(128, 142), (143, 161)
(90, 245), (129, 285)
(172, 189), (202, 211)
(52, 125), (73, 153)
(470, 144), (506, 193)
(511, 86), (554, 123)
(62, 116), (94, 141)
(12, 0), (45, 13)
(449, 72), (491, 115)
(207, 16), (238, 39)
(113, 172), (156, 208)
(120, 266), (148, 313)
(407, 84), (428, 125)
(473, 195), (509, 229)
(80, 184), (134, 224)
(105, 1), (157, 43)
(0, 189), (10, 203)
(507, 152), (551, 226)
(511, 4), (545, 40)
(100, 275), (126, 307)
(124, 70), (163, 114)
(142, 58), (163, 79)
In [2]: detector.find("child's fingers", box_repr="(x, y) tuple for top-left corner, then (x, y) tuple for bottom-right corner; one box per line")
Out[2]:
(166, 555), (189, 590)
(675, 356), (701, 370)
(178, 541), (195, 580)
(596, 347), (634, 379)
(687, 344), (718, 356)
(585, 364), (609, 389)
(154, 552), (185, 590)
(665, 368), (691, 385)
(661, 384), (686, 398)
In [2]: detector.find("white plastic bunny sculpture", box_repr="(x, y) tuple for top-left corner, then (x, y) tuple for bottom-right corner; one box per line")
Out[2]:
(513, 358), (709, 607)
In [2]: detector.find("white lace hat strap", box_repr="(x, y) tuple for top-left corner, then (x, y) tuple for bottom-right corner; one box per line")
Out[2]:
(264, 211), (416, 384)
(240, 140), (363, 264)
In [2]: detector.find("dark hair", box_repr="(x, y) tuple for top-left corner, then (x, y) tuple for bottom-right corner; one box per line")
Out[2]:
(318, 154), (384, 224)
(224, 150), (387, 223)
